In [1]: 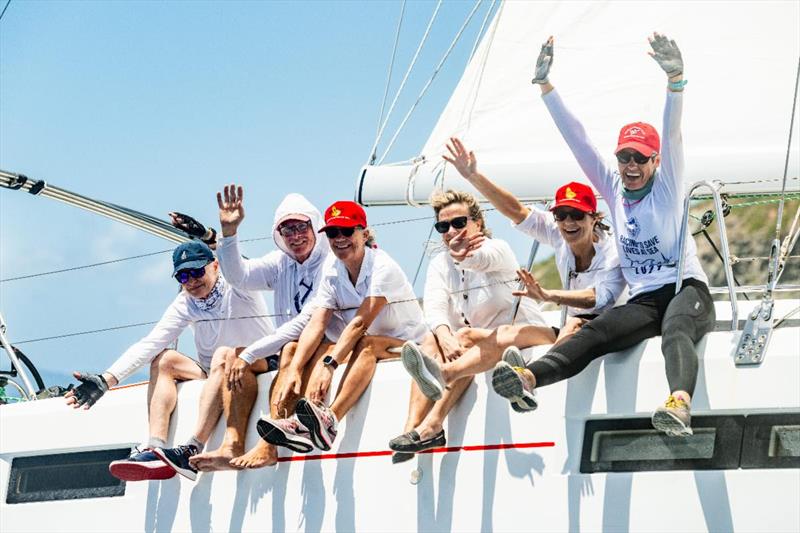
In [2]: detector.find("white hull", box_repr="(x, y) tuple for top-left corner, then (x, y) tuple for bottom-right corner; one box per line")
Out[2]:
(2, 300), (798, 532)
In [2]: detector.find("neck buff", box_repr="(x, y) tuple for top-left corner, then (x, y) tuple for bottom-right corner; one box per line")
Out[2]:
(194, 276), (225, 311)
(622, 171), (656, 201)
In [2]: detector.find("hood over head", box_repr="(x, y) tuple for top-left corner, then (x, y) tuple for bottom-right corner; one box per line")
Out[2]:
(272, 193), (328, 263)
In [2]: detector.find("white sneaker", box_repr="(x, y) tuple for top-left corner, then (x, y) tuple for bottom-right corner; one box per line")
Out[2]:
(401, 341), (445, 401)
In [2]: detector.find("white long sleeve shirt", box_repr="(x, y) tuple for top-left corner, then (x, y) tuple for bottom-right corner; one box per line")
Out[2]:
(424, 237), (548, 332)
(105, 279), (274, 383)
(313, 247), (427, 343)
(513, 206), (627, 316)
(217, 193), (330, 364)
(543, 89), (707, 297)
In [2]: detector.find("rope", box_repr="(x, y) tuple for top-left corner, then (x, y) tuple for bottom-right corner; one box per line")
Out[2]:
(377, 0), (484, 164)
(367, 0), (442, 163)
(467, 0), (497, 62)
(370, 0), (406, 164)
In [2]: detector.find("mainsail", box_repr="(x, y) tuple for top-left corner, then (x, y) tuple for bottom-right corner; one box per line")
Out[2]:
(358, 0), (800, 206)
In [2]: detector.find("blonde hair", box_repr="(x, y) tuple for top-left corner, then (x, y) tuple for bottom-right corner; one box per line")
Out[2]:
(429, 189), (491, 237)
(592, 212), (611, 238)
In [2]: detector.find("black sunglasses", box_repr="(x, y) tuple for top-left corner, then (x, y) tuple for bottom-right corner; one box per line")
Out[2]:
(553, 208), (587, 222)
(279, 221), (311, 237)
(175, 266), (206, 284)
(616, 150), (655, 165)
(324, 226), (358, 239)
(434, 216), (469, 234)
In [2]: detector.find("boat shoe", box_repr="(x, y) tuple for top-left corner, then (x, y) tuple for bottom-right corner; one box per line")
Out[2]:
(401, 341), (446, 401)
(388, 429), (446, 453)
(109, 448), (176, 482)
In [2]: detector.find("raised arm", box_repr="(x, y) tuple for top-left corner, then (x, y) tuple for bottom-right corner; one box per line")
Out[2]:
(443, 137), (529, 224)
(533, 36), (616, 200)
(513, 268), (597, 309)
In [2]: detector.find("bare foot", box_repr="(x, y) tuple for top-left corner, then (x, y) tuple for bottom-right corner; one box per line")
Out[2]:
(230, 440), (278, 469)
(190, 445), (244, 472)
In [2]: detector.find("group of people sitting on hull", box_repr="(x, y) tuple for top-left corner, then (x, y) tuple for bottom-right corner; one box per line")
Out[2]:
(64, 32), (715, 479)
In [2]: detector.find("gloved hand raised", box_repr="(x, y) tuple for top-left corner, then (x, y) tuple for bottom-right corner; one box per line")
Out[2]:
(531, 36), (554, 84)
(169, 212), (217, 246)
(648, 32), (683, 77)
(65, 372), (109, 409)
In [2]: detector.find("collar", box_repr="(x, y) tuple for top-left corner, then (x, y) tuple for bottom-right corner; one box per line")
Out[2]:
(622, 171), (656, 201)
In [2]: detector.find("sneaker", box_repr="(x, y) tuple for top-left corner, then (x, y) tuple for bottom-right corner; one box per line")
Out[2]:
(501, 346), (537, 412)
(295, 398), (338, 451)
(652, 395), (693, 436)
(153, 445), (199, 481)
(256, 415), (314, 454)
(109, 448), (175, 482)
(491, 360), (537, 412)
(400, 341), (445, 401)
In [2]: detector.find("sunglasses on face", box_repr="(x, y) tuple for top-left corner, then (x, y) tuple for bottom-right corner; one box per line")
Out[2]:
(553, 208), (588, 222)
(616, 151), (655, 165)
(279, 221), (311, 237)
(174, 266), (206, 284)
(324, 226), (358, 239)
(434, 215), (469, 234)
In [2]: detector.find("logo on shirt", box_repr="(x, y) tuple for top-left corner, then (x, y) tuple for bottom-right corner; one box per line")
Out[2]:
(330, 205), (341, 217)
(626, 216), (641, 238)
(565, 187), (577, 199)
(294, 280), (313, 313)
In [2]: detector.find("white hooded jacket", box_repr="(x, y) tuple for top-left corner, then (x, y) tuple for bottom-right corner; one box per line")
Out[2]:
(217, 193), (331, 363)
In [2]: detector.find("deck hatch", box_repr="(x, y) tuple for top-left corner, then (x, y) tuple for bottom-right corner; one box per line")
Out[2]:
(740, 413), (800, 469)
(580, 415), (744, 473)
(6, 448), (130, 504)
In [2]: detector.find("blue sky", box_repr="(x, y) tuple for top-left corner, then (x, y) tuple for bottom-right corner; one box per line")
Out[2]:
(1, 1), (545, 386)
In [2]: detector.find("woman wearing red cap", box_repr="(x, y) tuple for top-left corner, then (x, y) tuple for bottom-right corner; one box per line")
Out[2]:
(391, 138), (626, 439)
(258, 201), (427, 453)
(492, 33), (715, 436)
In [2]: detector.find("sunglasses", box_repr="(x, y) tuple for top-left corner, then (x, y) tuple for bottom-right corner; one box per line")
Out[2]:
(553, 208), (588, 222)
(324, 226), (358, 239)
(174, 266), (206, 284)
(616, 150), (655, 165)
(434, 216), (469, 234)
(279, 221), (311, 237)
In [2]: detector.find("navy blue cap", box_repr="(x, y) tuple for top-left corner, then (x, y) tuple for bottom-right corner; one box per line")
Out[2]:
(172, 241), (214, 275)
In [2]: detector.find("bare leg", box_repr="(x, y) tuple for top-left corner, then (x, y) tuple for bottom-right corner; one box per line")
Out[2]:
(414, 375), (474, 440)
(399, 333), (441, 433)
(441, 324), (556, 384)
(193, 348), (268, 471)
(147, 349), (207, 443)
(330, 336), (401, 421)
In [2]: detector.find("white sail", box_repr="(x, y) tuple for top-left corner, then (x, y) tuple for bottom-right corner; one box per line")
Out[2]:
(358, 0), (800, 206)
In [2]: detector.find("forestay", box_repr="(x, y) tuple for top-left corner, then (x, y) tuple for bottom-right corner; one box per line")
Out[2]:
(357, 0), (800, 206)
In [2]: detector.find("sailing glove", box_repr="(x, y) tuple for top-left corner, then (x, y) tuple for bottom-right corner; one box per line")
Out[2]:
(649, 34), (683, 77)
(170, 212), (218, 246)
(531, 37), (554, 84)
(72, 372), (109, 408)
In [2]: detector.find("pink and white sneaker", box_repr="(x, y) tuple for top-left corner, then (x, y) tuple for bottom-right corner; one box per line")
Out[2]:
(295, 398), (338, 451)
(256, 415), (314, 454)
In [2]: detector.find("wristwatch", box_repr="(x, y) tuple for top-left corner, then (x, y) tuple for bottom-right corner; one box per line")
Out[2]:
(322, 355), (339, 370)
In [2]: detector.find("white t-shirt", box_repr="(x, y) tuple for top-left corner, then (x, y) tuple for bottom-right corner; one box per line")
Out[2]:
(312, 247), (427, 343)
(514, 207), (627, 316)
(106, 278), (274, 383)
(543, 89), (707, 297)
(424, 238), (548, 332)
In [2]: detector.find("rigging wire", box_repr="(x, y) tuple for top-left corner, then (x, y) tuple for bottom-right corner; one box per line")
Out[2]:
(0, 0), (11, 22)
(775, 56), (800, 243)
(367, 0), (442, 163)
(371, 0), (406, 164)
(377, 0), (485, 165)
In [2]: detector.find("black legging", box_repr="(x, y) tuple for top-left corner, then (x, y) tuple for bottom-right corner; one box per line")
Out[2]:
(528, 278), (715, 396)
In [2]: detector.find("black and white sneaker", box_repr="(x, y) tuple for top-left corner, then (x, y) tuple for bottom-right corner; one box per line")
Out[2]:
(109, 448), (175, 481)
(256, 415), (314, 453)
(501, 346), (537, 412)
(153, 445), (199, 481)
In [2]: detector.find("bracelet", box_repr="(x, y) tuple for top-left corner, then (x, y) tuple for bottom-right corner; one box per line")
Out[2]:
(668, 79), (688, 91)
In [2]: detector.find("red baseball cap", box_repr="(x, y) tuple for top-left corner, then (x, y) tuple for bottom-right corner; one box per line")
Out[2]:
(550, 182), (597, 213)
(319, 201), (368, 232)
(615, 122), (660, 156)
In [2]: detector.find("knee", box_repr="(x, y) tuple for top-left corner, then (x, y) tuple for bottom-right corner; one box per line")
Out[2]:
(210, 346), (236, 371)
(353, 337), (377, 360)
(455, 327), (476, 348)
(494, 325), (515, 347)
(151, 349), (180, 373)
